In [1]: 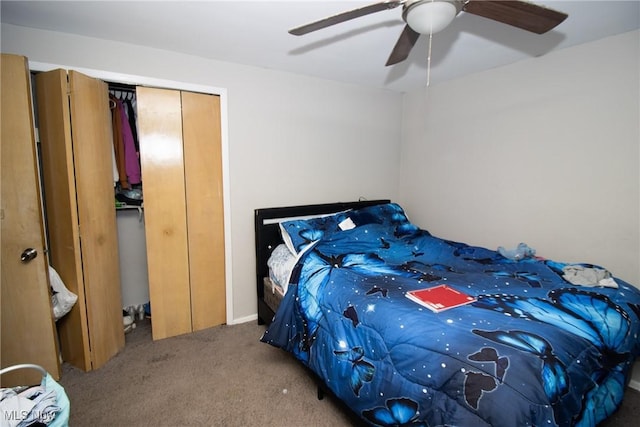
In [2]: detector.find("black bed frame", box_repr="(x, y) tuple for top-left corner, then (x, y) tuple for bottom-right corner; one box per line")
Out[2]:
(254, 199), (390, 325)
(254, 199), (390, 425)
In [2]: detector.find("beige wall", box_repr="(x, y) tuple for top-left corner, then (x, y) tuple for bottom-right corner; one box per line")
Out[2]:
(399, 30), (639, 287)
(1, 24), (403, 323)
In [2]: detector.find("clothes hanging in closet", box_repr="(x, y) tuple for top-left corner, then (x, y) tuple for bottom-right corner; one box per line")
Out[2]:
(109, 93), (141, 189)
(110, 94), (128, 189)
(123, 98), (139, 152)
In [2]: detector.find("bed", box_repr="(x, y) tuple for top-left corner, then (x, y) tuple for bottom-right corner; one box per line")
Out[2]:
(256, 200), (640, 427)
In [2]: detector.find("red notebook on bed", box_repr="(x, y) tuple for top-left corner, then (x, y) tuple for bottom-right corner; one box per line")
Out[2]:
(405, 284), (476, 312)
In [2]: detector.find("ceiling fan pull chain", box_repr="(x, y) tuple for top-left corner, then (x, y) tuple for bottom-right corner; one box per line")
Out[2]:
(426, 31), (433, 87)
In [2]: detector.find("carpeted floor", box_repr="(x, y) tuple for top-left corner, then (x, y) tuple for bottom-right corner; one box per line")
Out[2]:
(58, 320), (639, 426)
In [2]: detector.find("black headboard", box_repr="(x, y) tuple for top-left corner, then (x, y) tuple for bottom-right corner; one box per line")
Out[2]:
(254, 199), (390, 324)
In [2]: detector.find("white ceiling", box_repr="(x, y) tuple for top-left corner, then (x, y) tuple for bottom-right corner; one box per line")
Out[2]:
(1, 1), (638, 92)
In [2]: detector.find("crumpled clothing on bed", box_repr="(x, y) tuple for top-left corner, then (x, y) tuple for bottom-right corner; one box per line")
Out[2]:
(562, 265), (618, 288)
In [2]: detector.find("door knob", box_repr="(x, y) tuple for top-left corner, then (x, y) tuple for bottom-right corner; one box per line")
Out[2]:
(21, 248), (38, 263)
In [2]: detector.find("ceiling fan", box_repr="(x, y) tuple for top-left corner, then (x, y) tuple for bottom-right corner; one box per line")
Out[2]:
(289, 0), (568, 66)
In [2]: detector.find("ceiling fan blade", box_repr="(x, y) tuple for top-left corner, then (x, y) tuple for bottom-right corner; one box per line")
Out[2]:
(386, 24), (420, 66)
(463, 0), (568, 34)
(289, 0), (404, 36)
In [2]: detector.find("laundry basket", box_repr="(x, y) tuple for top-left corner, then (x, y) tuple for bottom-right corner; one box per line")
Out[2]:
(0, 364), (69, 427)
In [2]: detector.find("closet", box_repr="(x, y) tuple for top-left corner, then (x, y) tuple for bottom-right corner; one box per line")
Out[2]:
(31, 65), (226, 371)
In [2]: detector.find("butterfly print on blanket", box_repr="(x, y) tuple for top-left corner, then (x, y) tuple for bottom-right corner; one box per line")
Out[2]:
(333, 346), (375, 397)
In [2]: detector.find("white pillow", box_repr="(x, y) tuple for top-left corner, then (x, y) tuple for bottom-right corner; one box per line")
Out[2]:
(267, 244), (297, 293)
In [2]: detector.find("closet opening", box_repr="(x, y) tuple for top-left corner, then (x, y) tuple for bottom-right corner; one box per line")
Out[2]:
(107, 81), (152, 340)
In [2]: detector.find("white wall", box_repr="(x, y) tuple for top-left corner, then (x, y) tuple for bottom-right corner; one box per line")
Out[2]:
(5, 22), (637, 322)
(399, 30), (639, 287)
(1, 24), (403, 322)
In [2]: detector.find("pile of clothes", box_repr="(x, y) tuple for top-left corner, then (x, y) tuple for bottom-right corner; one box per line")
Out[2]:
(0, 368), (69, 427)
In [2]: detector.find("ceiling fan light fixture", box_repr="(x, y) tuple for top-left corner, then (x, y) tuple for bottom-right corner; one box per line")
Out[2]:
(404, 0), (459, 35)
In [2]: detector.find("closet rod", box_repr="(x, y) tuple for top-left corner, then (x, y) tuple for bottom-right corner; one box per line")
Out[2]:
(108, 82), (136, 92)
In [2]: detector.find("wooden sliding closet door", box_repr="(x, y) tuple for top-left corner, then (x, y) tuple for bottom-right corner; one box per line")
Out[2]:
(182, 92), (226, 331)
(136, 88), (192, 340)
(35, 69), (124, 370)
(1, 54), (60, 386)
(35, 69), (90, 370)
(137, 87), (225, 340)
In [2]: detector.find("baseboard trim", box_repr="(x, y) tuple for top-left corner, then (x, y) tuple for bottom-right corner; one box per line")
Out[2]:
(229, 313), (257, 325)
(629, 379), (640, 391)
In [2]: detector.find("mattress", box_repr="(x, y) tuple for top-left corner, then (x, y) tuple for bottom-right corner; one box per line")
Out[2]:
(263, 277), (284, 313)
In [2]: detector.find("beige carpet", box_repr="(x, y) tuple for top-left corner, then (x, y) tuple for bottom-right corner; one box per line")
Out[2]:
(58, 319), (639, 426)
(59, 320), (355, 426)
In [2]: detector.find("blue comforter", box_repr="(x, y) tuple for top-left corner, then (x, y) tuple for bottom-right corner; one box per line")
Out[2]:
(261, 203), (640, 426)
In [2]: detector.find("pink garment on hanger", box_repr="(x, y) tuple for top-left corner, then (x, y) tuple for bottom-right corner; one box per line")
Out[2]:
(118, 100), (141, 185)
